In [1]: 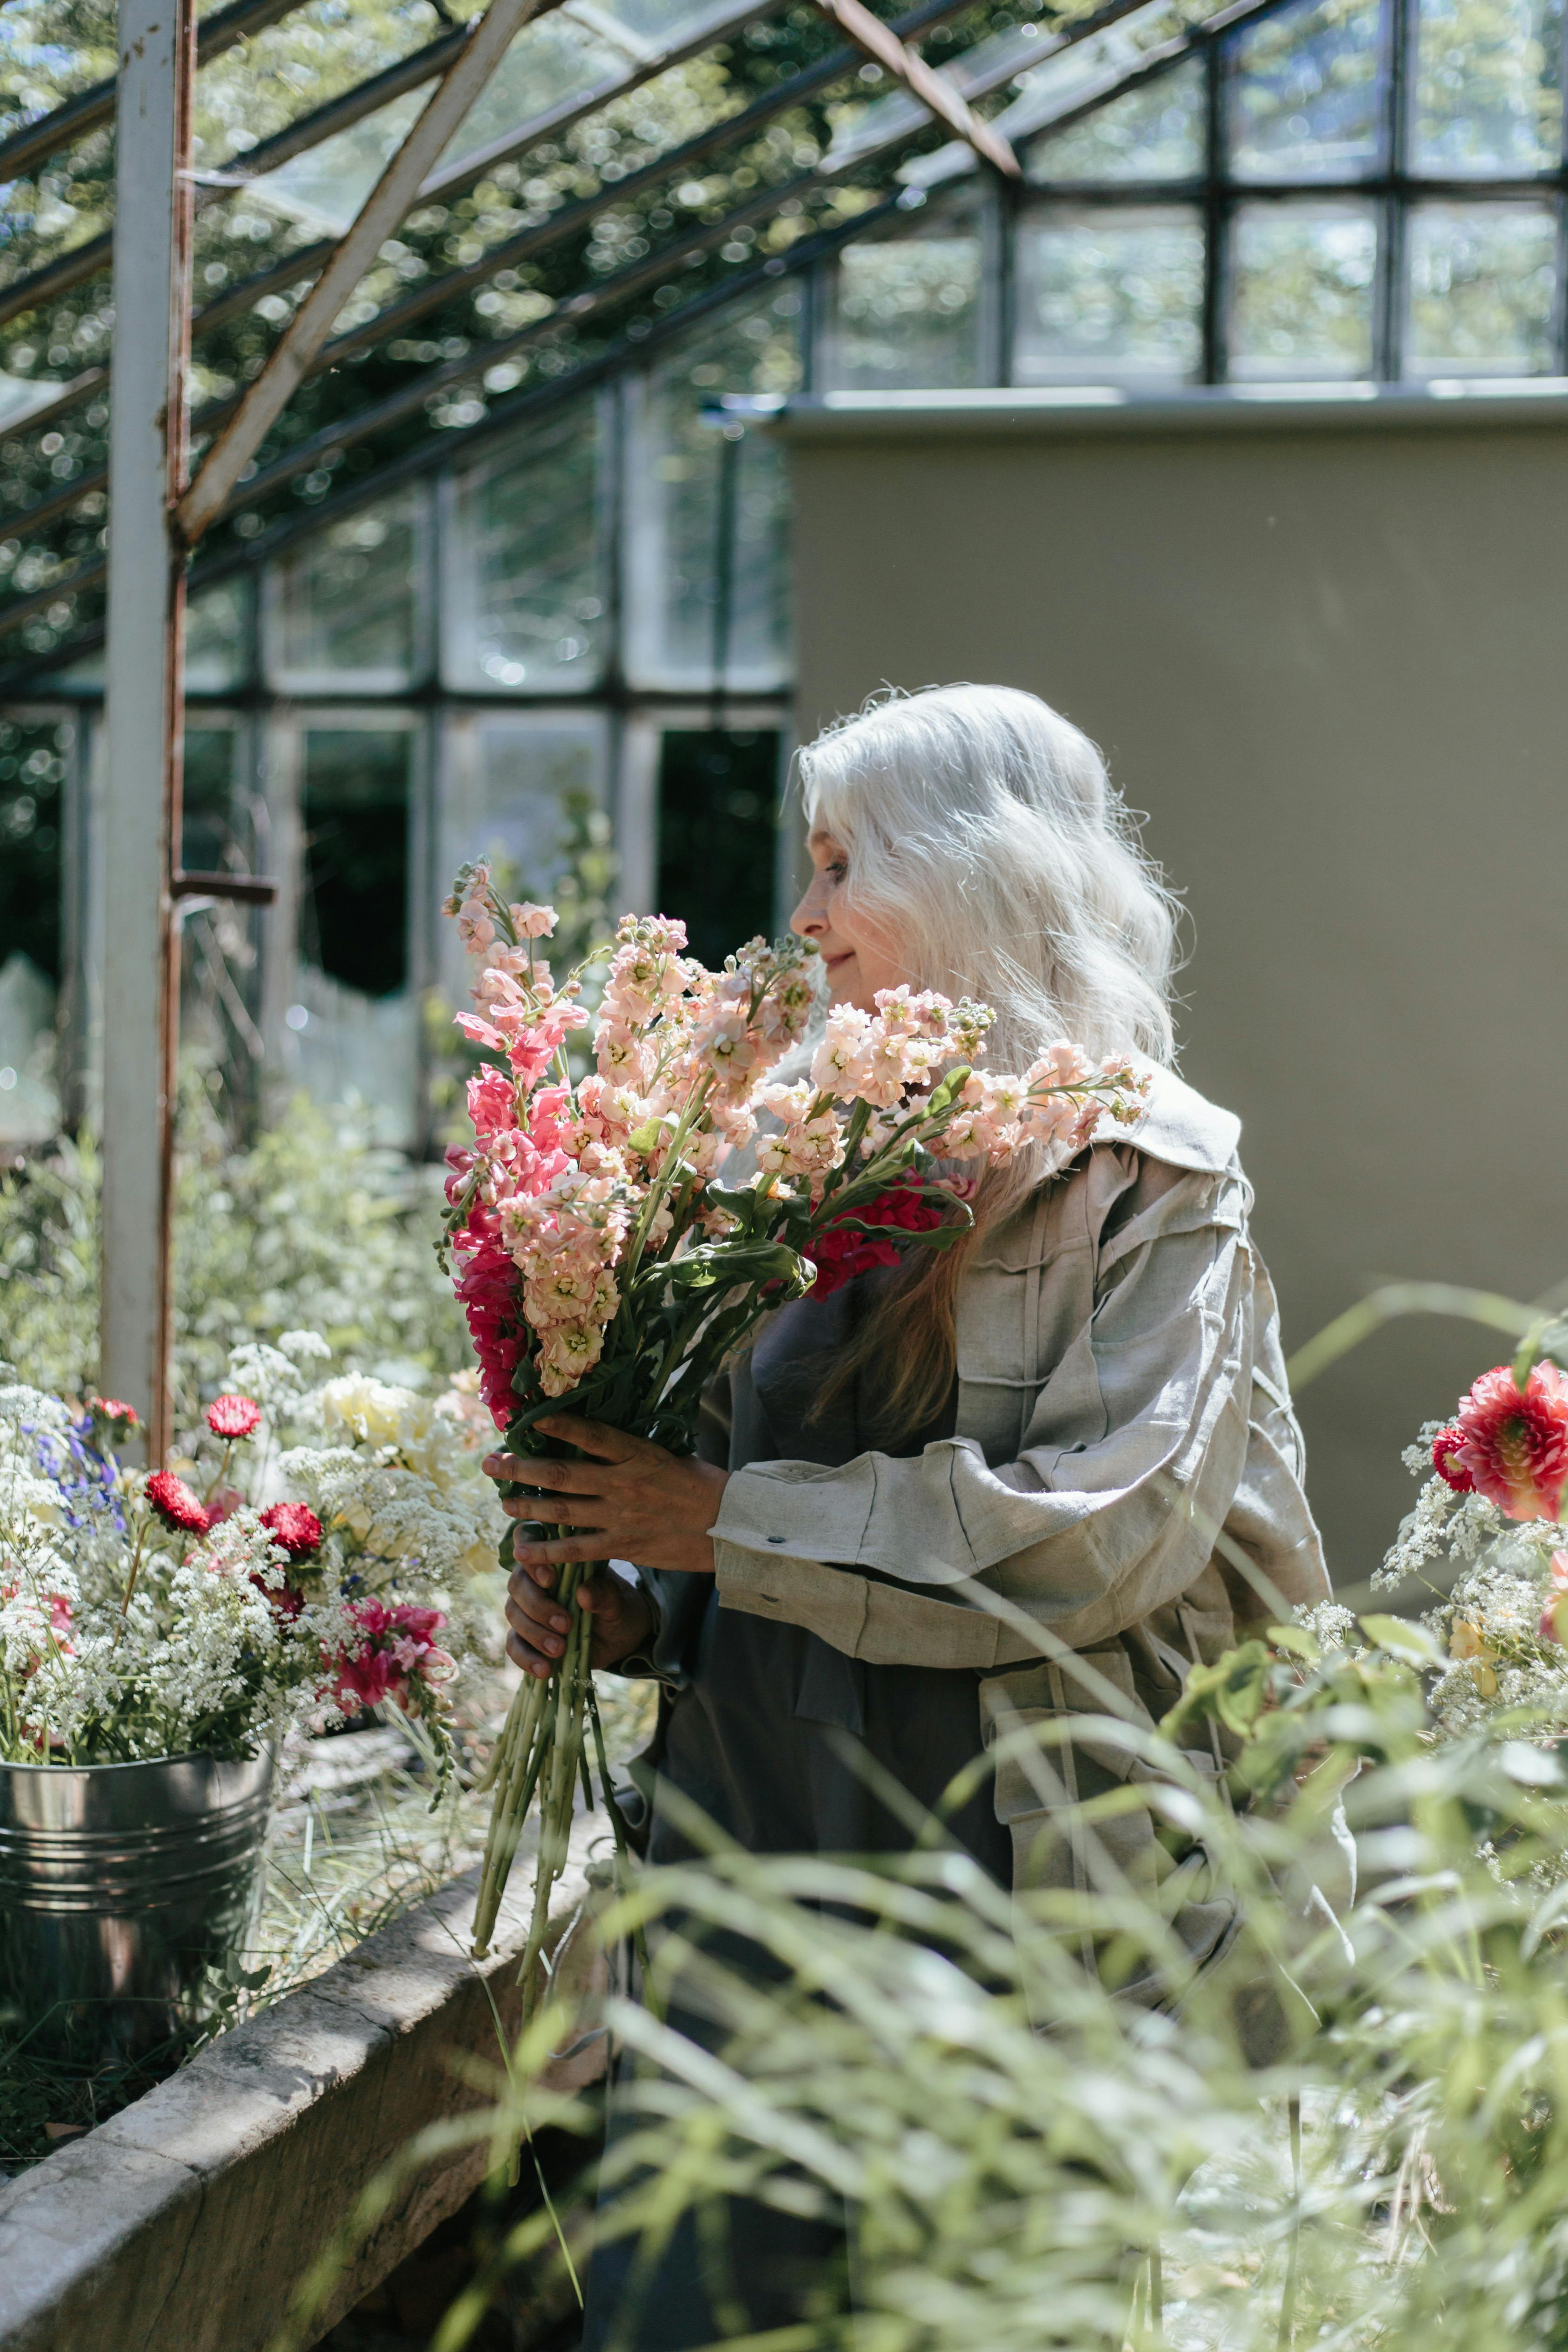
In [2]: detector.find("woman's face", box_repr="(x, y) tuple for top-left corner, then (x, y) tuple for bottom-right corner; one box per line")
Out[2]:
(790, 827), (907, 1011)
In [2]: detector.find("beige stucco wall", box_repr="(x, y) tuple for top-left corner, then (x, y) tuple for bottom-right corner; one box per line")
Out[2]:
(782, 395), (1568, 1584)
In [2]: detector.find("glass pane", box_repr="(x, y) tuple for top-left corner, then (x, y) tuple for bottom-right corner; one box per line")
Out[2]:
(1228, 0), (1383, 181)
(657, 730), (780, 969)
(1013, 207), (1205, 386)
(437, 715), (609, 998)
(289, 728), (416, 1149)
(0, 715), (67, 985)
(997, 0), (1243, 145)
(0, 948), (59, 1144)
(1405, 203), (1558, 375)
(436, 13), (633, 173)
(1414, 0), (1564, 175)
(182, 725), (246, 874)
(269, 491), (422, 691)
(443, 402), (605, 693)
(247, 88), (432, 237)
(184, 579), (249, 694)
(1229, 200), (1378, 376)
(823, 225), (983, 391)
(1026, 59), (1206, 183)
(624, 291), (801, 691)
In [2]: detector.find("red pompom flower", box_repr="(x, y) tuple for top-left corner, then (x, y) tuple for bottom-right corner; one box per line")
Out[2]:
(260, 1502), (324, 1562)
(207, 1394), (262, 1440)
(1438, 1362), (1568, 1522)
(146, 1470), (211, 1536)
(805, 1183), (946, 1301)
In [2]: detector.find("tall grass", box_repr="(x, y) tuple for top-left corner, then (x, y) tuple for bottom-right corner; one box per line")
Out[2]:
(269, 1280), (1568, 2352)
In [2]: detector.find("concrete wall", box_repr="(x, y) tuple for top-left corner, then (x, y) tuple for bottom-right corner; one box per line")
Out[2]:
(782, 391), (1568, 1582)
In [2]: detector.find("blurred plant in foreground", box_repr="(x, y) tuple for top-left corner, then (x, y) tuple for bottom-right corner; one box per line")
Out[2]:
(263, 1282), (1568, 2352)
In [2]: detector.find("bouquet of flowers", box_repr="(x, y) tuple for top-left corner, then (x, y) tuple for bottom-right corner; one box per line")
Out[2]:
(439, 864), (1150, 1977)
(0, 1332), (503, 1771)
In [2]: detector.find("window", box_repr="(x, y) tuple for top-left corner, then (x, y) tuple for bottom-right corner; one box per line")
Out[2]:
(1229, 200), (1380, 377)
(1025, 59), (1207, 183)
(436, 710), (609, 998)
(1413, 0), (1564, 174)
(624, 294), (801, 691)
(656, 730), (781, 970)
(443, 403), (607, 694)
(1405, 202), (1560, 375)
(1014, 206), (1206, 386)
(268, 491), (427, 693)
(284, 722), (420, 1149)
(1228, 0), (1384, 181)
(823, 213), (985, 392)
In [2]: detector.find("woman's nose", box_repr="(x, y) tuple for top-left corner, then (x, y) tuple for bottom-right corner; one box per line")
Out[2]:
(791, 875), (828, 939)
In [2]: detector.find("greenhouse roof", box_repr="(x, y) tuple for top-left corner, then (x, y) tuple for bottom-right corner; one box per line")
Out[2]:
(0, 0), (1274, 688)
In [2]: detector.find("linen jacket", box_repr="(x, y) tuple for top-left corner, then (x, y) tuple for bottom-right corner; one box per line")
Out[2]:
(702, 1062), (1330, 1710)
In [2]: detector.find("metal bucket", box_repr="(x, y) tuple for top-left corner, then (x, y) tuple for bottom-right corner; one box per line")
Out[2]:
(0, 1748), (275, 2058)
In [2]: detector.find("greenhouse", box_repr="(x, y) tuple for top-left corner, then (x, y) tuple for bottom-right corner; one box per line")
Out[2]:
(2, 0), (1561, 1155)
(5, 0), (1568, 2346)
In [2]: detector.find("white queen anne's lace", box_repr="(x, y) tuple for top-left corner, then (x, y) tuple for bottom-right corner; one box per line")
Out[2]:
(0, 1340), (505, 1768)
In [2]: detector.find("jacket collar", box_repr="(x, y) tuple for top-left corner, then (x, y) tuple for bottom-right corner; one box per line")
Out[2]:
(1107, 1061), (1242, 1176)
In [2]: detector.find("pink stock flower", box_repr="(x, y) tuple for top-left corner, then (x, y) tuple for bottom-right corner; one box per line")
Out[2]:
(205, 1483), (246, 1527)
(510, 901), (557, 939)
(206, 1393), (262, 1440)
(1439, 1363), (1568, 1521)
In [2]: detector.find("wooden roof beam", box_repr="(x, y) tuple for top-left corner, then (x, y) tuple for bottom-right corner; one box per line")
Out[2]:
(813, 0), (1020, 176)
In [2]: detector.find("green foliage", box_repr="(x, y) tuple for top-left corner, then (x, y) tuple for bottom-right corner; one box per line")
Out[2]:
(0, 1083), (466, 1425)
(407, 1630), (1568, 2352)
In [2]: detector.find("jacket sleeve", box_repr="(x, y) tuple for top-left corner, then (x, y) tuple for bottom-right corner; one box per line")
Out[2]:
(708, 1159), (1267, 1666)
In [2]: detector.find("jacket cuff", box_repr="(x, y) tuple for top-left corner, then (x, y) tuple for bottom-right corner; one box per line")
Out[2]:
(712, 1457), (878, 1567)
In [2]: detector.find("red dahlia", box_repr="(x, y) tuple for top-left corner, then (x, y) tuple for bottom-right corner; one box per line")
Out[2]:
(146, 1470), (211, 1536)
(1440, 1362), (1568, 1522)
(260, 1502), (324, 1561)
(206, 1393), (262, 1440)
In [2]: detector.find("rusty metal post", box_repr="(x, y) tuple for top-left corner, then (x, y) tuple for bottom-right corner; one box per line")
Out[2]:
(99, 0), (196, 1460)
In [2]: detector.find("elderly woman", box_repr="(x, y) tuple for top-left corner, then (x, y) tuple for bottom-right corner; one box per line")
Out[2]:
(488, 683), (1329, 2348)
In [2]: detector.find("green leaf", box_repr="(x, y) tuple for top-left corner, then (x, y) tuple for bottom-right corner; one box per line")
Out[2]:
(1267, 1624), (1321, 1661)
(1359, 1615), (1445, 1668)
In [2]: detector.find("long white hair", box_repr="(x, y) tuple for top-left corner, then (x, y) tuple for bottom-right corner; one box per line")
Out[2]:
(794, 683), (1183, 1433)
(795, 683), (1180, 1075)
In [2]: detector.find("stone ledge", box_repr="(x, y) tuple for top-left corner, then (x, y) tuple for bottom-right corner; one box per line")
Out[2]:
(0, 1839), (608, 2352)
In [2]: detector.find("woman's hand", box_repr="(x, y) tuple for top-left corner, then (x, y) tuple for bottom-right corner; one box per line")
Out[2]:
(486, 1417), (727, 1679)
(485, 1415), (728, 1574)
(503, 1560), (654, 1679)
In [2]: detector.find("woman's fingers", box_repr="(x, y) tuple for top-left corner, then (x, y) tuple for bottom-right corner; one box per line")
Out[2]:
(505, 1565), (647, 1677)
(511, 1531), (622, 1570)
(534, 1414), (646, 1463)
(482, 1450), (608, 1493)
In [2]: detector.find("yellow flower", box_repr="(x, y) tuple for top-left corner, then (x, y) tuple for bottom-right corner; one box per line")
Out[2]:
(1449, 1619), (1488, 1661)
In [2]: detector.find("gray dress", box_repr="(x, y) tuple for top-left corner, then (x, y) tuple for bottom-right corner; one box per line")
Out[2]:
(580, 1275), (1009, 2352)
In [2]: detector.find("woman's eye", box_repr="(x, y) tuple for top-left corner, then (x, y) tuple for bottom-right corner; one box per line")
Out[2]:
(827, 861), (847, 883)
